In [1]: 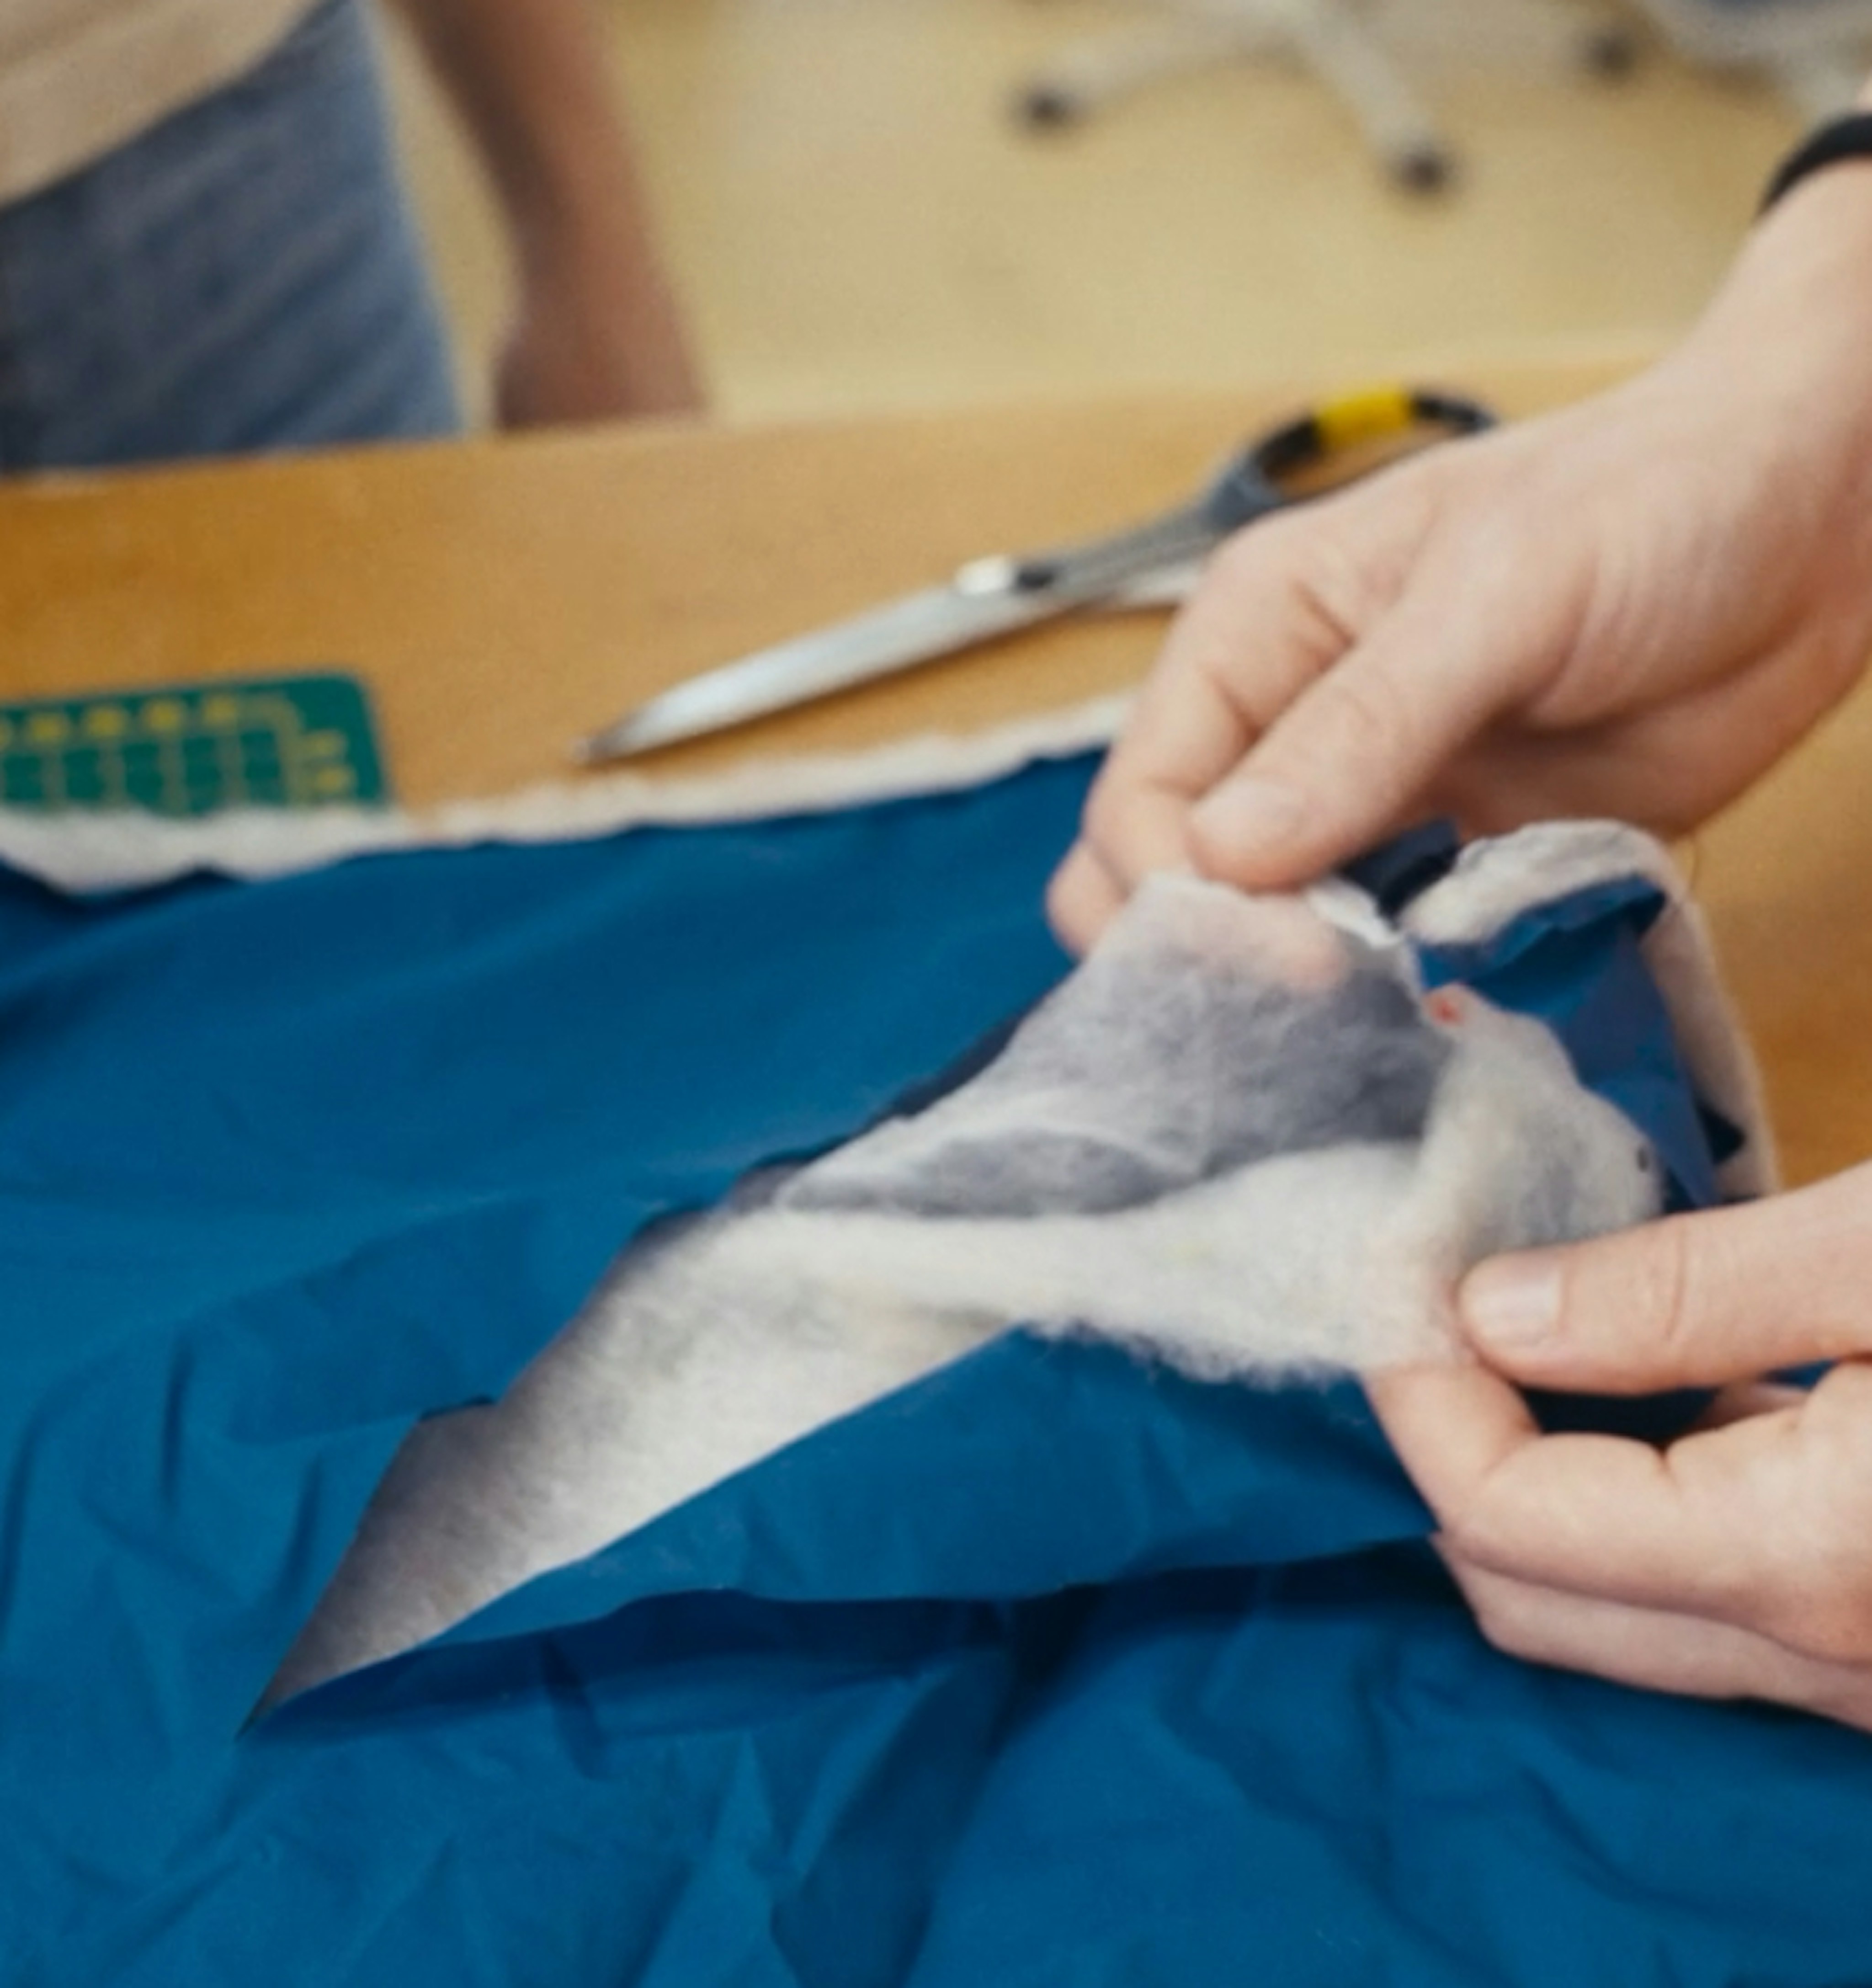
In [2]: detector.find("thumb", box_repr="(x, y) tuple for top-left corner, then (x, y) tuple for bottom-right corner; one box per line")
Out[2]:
(1458, 1164), (1872, 1392)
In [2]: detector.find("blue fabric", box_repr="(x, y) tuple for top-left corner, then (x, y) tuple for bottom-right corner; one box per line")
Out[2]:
(0, 0), (460, 470)
(4, 758), (1869, 1987)
(1339, 813), (1461, 915)
(1417, 877), (1719, 1210)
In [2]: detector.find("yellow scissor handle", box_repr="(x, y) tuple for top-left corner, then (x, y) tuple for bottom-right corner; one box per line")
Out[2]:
(1209, 387), (1494, 533)
(1314, 384), (1424, 453)
(1251, 385), (1494, 484)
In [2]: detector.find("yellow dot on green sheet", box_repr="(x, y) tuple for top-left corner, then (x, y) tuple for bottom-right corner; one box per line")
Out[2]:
(24, 711), (71, 747)
(311, 765), (356, 797)
(303, 729), (348, 758)
(80, 704), (131, 740)
(141, 699), (187, 734)
(200, 695), (242, 729)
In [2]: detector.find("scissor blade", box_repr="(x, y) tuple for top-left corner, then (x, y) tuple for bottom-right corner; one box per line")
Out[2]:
(574, 582), (1057, 762)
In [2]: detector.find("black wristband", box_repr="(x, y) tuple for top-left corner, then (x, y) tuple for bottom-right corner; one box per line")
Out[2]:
(1761, 111), (1872, 215)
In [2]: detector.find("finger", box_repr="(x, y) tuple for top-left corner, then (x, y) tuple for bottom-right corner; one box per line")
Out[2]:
(1691, 1380), (1811, 1433)
(1083, 627), (1256, 881)
(1444, 1555), (1872, 1728)
(1077, 544), (1326, 893)
(1045, 841), (1125, 956)
(1186, 554), (1557, 889)
(1381, 1359), (1872, 1651)
(1379, 1356), (1872, 1650)
(1366, 1362), (1778, 1616)
(1081, 486), (1436, 895)
(1459, 1164), (1872, 1392)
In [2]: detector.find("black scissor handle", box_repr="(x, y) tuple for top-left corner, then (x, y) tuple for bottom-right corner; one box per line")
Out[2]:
(1204, 386), (1496, 535)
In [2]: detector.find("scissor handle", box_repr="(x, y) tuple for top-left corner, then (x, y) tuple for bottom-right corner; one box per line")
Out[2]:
(1204, 386), (1495, 534)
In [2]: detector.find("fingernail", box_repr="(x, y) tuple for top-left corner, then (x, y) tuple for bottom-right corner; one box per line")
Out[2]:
(1462, 1257), (1564, 1351)
(1191, 777), (1308, 854)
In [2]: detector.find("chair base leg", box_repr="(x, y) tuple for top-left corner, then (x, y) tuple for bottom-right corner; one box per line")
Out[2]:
(1015, 17), (1282, 128)
(1766, 43), (1872, 123)
(1012, 0), (1641, 194)
(1013, 2), (1454, 192)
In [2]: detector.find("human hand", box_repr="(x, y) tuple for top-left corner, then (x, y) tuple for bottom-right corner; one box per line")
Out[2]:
(1051, 174), (1872, 951)
(1368, 1161), (1872, 1731)
(496, 226), (703, 428)
(392, 0), (705, 428)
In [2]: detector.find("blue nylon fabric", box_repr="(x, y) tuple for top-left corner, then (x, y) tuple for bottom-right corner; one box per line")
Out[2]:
(1417, 878), (1719, 1210)
(4, 759), (1869, 1985)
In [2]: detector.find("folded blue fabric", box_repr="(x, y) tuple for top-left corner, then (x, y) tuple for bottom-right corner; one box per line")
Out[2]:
(2, 757), (1867, 1987)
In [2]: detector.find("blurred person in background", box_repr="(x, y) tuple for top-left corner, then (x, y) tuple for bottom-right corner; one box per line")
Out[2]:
(0, 0), (701, 471)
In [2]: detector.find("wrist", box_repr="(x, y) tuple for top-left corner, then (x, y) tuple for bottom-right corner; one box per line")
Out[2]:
(1614, 169), (1872, 690)
(1642, 167), (1872, 570)
(1692, 168), (1872, 427)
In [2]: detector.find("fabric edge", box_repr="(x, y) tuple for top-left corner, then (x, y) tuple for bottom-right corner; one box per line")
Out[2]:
(0, 695), (1132, 893)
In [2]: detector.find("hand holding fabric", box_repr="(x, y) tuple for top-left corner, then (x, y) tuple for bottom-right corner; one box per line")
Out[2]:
(1369, 1162), (1872, 1731)
(1051, 173), (1872, 951)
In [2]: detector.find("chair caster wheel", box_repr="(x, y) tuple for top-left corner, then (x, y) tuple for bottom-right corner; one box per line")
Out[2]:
(1391, 144), (1456, 195)
(1016, 84), (1082, 130)
(1580, 27), (1640, 79)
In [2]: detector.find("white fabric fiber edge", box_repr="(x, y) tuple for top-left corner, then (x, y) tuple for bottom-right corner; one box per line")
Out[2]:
(0, 694), (1134, 893)
(0, 710), (1772, 1194)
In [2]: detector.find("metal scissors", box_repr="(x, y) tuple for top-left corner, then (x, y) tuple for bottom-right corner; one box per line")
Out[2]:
(574, 385), (1494, 765)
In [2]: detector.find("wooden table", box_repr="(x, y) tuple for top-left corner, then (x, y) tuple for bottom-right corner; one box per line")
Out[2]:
(0, 363), (1865, 1183)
